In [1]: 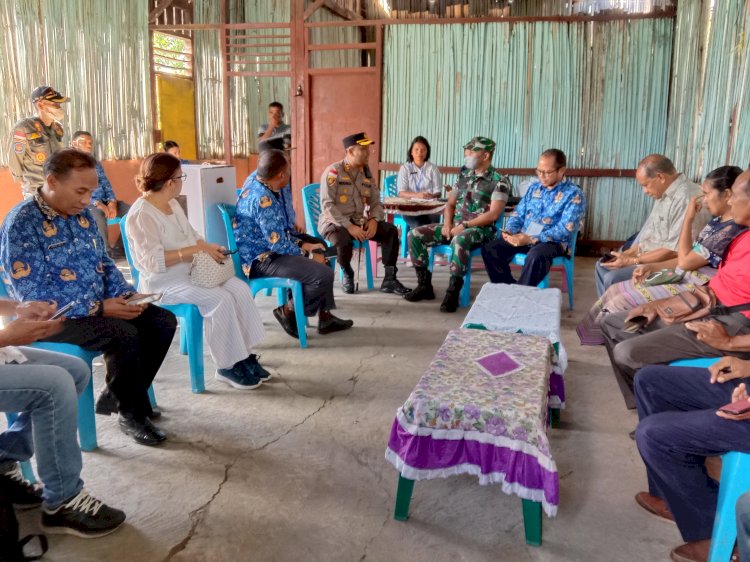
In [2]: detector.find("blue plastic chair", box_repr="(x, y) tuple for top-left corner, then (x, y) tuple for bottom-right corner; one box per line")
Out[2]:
(383, 175), (410, 258)
(511, 227), (579, 310)
(217, 204), (308, 349)
(428, 215), (506, 309)
(120, 218), (206, 393)
(301, 183), (375, 291)
(669, 357), (745, 562)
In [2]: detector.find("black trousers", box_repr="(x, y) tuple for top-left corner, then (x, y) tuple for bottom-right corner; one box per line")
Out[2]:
(323, 221), (399, 270)
(251, 254), (336, 317)
(481, 238), (565, 287)
(42, 305), (177, 421)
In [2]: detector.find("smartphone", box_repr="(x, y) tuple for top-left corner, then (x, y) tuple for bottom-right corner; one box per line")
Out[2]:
(645, 271), (662, 282)
(600, 252), (616, 263)
(49, 302), (75, 320)
(719, 398), (750, 416)
(221, 248), (238, 256)
(624, 316), (648, 333)
(126, 293), (162, 306)
(312, 246), (338, 259)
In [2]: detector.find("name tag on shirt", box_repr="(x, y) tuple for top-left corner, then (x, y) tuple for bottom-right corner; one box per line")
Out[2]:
(525, 222), (544, 236)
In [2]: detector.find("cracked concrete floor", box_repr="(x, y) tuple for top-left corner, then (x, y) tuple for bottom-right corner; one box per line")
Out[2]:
(14, 257), (684, 561)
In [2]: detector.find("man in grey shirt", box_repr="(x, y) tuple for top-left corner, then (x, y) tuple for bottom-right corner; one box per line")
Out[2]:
(594, 154), (709, 296)
(257, 101), (291, 145)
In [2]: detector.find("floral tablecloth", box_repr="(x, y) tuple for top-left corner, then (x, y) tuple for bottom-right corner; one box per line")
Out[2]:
(461, 283), (567, 409)
(383, 197), (446, 216)
(385, 329), (558, 517)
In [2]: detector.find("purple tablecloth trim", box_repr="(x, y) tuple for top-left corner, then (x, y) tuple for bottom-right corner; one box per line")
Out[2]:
(386, 419), (559, 517)
(549, 372), (565, 407)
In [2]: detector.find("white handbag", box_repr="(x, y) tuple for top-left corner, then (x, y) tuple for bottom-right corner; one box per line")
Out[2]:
(189, 251), (235, 288)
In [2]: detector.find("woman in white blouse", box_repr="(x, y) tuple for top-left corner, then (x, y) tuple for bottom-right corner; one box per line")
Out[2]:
(396, 136), (443, 228)
(125, 153), (269, 390)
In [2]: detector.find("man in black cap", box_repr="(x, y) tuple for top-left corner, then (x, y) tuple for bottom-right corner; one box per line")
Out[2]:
(319, 132), (410, 295)
(8, 86), (69, 199)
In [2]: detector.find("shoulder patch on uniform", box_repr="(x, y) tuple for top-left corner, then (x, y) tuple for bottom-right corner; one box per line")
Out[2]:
(52, 122), (64, 138)
(259, 195), (272, 208)
(327, 175), (336, 187)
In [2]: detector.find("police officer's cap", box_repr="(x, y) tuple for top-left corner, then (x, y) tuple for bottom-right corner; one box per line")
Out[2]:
(342, 132), (375, 149)
(463, 136), (496, 153)
(258, 138), (295, 152)
(30, 86), (70, 104)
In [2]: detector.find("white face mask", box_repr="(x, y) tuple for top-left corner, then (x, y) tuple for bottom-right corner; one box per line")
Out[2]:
(464, 155), (479, 170)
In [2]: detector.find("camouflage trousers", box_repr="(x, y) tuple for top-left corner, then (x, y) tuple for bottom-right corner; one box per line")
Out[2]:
(407, 223), (492, 277)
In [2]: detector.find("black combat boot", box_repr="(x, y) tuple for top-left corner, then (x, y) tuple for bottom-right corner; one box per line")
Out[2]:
(341, 264), (355, 294)
(440, 275), (464, 313)
(380, 266), (410, 295)
(403, 267), (435, 302)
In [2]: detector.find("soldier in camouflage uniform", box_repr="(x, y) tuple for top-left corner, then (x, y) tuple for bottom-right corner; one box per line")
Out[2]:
(405, 137), (512, 312)
(8, 86), (69, 199)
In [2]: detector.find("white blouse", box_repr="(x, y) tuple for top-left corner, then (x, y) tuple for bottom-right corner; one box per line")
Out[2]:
(396, 160), (442, 195)
(125, 197), (201, 292)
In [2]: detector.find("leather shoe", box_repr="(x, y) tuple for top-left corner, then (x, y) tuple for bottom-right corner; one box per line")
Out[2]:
(670, 539), (711, 562)
(95, 389), (119, 416)
(118, 415), (166, 446)
(273, 306), (299, 339)
(318, 314), (354, 335)
(635, 492), (674, 522)
(342, 272), (355, 294)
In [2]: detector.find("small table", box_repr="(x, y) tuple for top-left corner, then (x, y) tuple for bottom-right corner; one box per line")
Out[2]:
(383, 196), (446, 217)
(462, 283), (567, 411)
(385, 329), (558, 546)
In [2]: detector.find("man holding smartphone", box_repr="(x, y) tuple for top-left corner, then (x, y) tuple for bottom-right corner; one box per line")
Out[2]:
(633, 358), (750, 561)
(0, 149), (176, 447)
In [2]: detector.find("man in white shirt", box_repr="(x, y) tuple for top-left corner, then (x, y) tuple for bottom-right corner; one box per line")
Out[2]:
(595, 154), (709, 296)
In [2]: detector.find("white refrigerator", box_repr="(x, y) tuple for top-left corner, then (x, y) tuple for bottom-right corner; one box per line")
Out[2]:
(181, 164), (238, 247)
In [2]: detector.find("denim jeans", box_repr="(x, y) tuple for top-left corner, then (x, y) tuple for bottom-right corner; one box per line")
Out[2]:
(0, 347), (90, 507)
(594, 259), (636, 297)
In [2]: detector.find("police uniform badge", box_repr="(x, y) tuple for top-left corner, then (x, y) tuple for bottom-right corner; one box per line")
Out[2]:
(35, 152), (46, 164)
(268, 231), (280, 244)
(327, 175), (336, 187)
(10, 261), (31, 279)
(259, 195), (272, 208)
(554, 192), (564, 203)
(60, 268), (77, 281)
(339, 194), (348, 203)
(14, 142), (24, 154)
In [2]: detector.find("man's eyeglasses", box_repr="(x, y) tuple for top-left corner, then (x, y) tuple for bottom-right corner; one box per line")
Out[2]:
(171, 173), (187, 182)
(536, 168), (560, 177)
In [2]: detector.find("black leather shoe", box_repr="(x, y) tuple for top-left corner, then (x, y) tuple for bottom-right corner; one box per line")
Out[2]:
(342, 272), (355, 294)
(318, 315), (354, 335)
(118, 416), (166, 446)
(147, 405), (162, 420)
(273, 306), (299, 339)
(95, 389), (119, 416)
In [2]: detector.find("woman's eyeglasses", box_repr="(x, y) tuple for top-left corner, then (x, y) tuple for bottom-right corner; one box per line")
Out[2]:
(171, 173), (187, 182)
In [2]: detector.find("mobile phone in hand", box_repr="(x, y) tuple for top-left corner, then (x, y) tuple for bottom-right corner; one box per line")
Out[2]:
(600, 252), (616, 263)
(49, 302), (75, 320)
(719, 398), (750, 416)
(221, 248), (238, 256)
(126, 293), (162, 306)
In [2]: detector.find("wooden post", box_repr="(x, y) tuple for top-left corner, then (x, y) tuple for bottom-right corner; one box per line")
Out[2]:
(219, 0), (232, 165)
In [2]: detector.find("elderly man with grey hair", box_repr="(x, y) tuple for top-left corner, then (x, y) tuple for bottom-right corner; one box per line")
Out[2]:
(594, 154), (709, 296)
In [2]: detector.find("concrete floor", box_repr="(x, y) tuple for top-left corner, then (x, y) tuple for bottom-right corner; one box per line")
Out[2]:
(14, 257), (684, 562)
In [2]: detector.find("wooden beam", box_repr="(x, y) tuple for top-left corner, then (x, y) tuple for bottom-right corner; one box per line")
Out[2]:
(303, 0), (325, 21)
(149, 0), (176, 24)
(220, 0), (232, 164)
(378, 163), (637, 178)
(322, 0), (361, 21)
(306, 42), (375, 51)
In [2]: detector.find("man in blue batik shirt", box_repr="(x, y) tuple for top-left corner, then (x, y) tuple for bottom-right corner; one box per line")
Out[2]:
(0, 149), (176, 447)
(71, 131), (130, 258)
(234, 149), (352, 338)
(481, 148), (586, 286)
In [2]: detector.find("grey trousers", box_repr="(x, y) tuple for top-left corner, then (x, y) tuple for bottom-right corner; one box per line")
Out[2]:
(600, 310), (750, 407)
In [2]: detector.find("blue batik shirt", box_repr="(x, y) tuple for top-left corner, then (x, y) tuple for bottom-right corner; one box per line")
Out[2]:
(90, 161), (116, 204)
(242, 170), (297, 233)
(0, 193), (134, 317)
(505, 178), (586, 247)
(235, 175), (303, 275)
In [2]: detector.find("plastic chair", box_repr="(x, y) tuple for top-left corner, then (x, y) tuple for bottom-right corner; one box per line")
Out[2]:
(302, 183), (375, 291)
(217, 204), (308, 349)
(384, 175), (410, 258)
(120, 219), (206, 393)
(511, 227), (579, 310)
(428, 215), (506, 309)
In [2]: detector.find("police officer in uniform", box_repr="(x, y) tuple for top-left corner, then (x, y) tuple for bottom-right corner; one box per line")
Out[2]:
(319, 132), (410, 295)
(8, 86), (69, 199)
